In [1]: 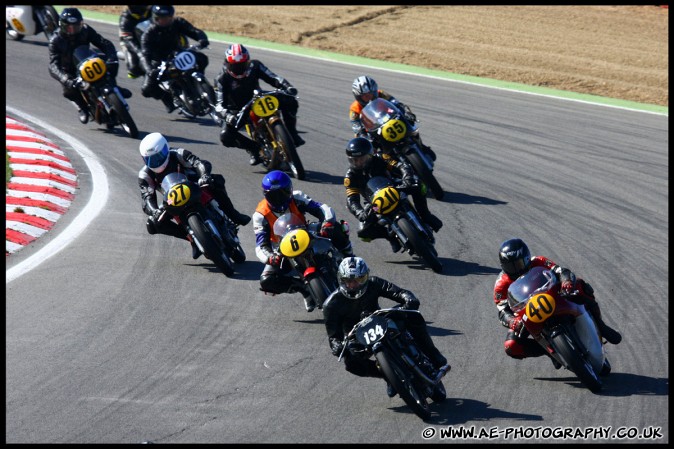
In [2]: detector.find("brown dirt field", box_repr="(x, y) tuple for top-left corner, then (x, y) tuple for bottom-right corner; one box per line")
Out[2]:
(75, 5), (668, 107)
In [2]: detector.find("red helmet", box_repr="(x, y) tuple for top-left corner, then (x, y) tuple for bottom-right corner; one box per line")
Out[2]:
(224, 44), (251, 79)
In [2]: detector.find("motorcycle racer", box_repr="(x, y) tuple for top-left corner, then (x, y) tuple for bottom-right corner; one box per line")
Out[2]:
(253, 170), (353, 312)
(118, 5), (151, 78)
(48, 7), (130, 124)
(138, 132), (250, 259)
(343, 137), (442, 253)
(349, 75), (436, 161)
(323, 256), (450, 397)
(139, 5), (210, 113)
(493, 238), (622, 368)
(214, 44), (304, 166)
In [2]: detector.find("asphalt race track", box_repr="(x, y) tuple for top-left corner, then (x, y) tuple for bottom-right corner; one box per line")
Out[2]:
(5, 20), (668, 444)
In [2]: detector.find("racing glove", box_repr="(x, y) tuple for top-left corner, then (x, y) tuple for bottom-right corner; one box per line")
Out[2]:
(268, 253), (283, 267)
(509, 315), (524, 333)
(319, 221), (334, 237)
(330, 338), (344, 356)
(198, 175), (214, 187)
(402, 293), (420, 311)
(198, 39), (209, 49)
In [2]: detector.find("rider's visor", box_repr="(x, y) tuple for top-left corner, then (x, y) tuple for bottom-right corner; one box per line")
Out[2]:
(342, 274), (368, 290)
(64, 23), (82, 35)
(349, 154), (372, 170)
(143, 143), (169, 170)
(154, 15), (173, 27)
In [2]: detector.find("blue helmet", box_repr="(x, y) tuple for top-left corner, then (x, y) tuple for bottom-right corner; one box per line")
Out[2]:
(262, 171), (293, 213)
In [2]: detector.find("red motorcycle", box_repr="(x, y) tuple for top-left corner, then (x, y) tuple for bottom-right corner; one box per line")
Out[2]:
(507, 266), (612, 393)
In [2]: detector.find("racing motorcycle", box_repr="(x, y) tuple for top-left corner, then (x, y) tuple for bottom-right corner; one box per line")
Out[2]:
(154, 44), (222, 125)
(361, 98), (444, 200)
(340, 307), (449, 420)
(507, 266), (612, 393)
(271, 212), (342, 310)
(6, 5), (59, 41)
(156, 172), (246, 277)
(229, 88), (305, 180)
(363, 176), (442, 273)
(72, 45), (139, 138)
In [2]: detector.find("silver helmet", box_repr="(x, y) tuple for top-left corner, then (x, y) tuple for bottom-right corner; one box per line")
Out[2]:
(338, 256), (370, 299)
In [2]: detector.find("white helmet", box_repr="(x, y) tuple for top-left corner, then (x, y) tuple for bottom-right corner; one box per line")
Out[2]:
(338, 256), (370, 299)
(139, 132), (170, 173)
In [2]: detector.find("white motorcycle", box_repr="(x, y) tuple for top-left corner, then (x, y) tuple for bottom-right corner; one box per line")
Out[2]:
(6, 5), (59, 41)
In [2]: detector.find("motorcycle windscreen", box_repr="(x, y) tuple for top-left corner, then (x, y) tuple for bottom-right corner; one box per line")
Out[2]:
(360, 98), (399, 133)
(507, 266), (557, 313)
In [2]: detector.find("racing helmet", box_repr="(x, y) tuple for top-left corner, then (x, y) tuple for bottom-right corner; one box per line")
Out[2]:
(139, 132), (170, 173)
(352, 75), (379, 106)
(345, 137), (374, 170)
(498, 238), (532, 279)
(151, 5), (174, 27)
(338, 256), (370, 299)
(224, 44), (251, 79)
(262, 170), (293, 213)
(59, 8), (83, 38)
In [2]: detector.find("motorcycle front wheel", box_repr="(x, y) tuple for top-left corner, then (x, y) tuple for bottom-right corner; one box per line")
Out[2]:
(107, 93), (139, 138)
(306, 276), (331, 309)
(407, 151), (444, 200)
(397, 216), (443, 273)
(551, 332), (603, 393)
(40, 6), (59, 41)
(272, 121), (305, 180)
(188, 214), (234, 277)
(376, 349), (431, 420)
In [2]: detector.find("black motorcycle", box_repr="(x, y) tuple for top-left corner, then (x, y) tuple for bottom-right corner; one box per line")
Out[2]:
(155, 44), (222, 125)
(271, 212), (341, 311)
(72, 45), (138, 138)
(363, 176), (442, 273)
(156, 172), (246, 277)
(340, 307), (449, 420)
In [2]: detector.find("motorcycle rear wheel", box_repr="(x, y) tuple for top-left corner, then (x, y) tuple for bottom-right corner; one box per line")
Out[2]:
(107, 93), (138, 138)
(397, 216), (443, 273)
(188, 214), (234, 277)
(551, 332), (603, 393)
(376, 350), (431, 420)
(272, 121), (305, 180)
(407, 151), (444, 200)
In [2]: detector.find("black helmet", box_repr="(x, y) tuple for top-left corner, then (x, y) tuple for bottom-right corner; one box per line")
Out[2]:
(59, 8), (83, 37)
(345, 137), (373, 170)
(151, 5), (175, 27)
(498, 238), (531, 279)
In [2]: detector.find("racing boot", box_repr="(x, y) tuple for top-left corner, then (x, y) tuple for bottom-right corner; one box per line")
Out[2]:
(386, 235), (402, 253)
(78, 109), (89, 124)
(585, 301), (622, 345)
(161, 93), (176, 113)
(422, 213), (443, 233)
(212, 189), (252, 226)
(246, 150), (263, 166)
(386, 382), (397, 398)
(119, 87), (133, 99)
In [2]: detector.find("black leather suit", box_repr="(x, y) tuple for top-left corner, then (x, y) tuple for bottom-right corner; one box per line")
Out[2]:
(323, 276), (447, 378)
